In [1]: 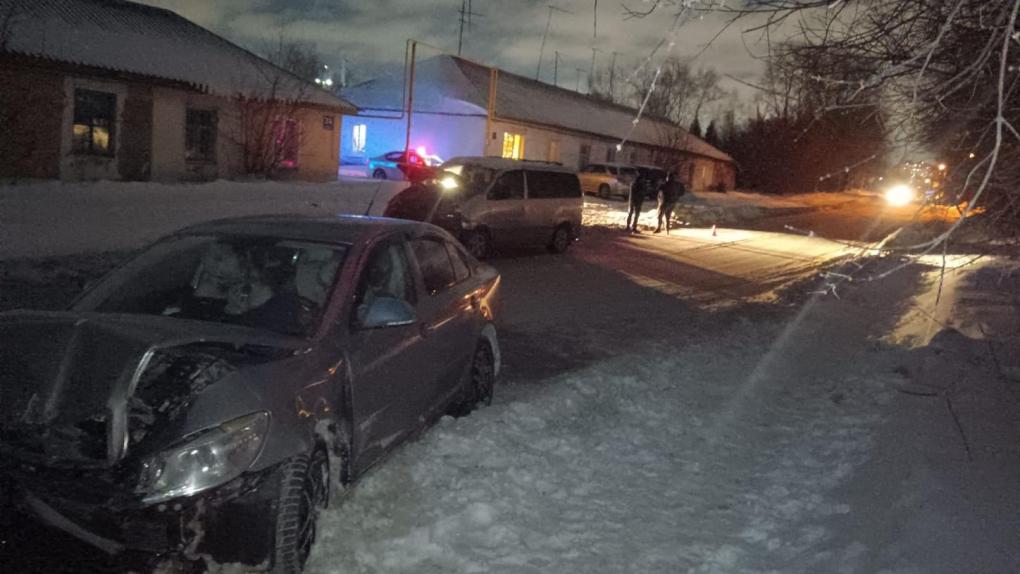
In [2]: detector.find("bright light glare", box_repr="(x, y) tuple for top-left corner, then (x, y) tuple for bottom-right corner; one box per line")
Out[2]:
(416, 146), (427, 157)
(937, 163), (947, 171)
(440, 176), (459, 190)
(884, 184), (913, 206)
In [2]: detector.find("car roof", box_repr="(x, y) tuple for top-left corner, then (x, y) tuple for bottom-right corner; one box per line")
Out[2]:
(176, 214), (438, 245)
(442, 156), (573, 174)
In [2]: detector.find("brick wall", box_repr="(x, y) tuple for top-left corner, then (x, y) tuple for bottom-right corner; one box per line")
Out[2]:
(0, 59), (64, 179)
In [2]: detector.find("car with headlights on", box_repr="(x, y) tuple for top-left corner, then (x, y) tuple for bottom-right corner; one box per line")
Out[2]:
(0, 215), (501, 573)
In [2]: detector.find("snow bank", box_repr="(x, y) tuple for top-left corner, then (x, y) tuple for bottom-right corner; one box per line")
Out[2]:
(581, 190), (841, 230)
(0, 179), (408, 259)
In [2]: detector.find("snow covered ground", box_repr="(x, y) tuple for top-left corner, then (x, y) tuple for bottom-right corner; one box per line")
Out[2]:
(300, 255), (1019, 574)
(0, 179), (406, 258)
(1, 180), (1016, 573)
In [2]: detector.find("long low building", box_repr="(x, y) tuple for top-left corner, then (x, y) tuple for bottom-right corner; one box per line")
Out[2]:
(341, 55), (735, 192)
(0, 0), (355, 182)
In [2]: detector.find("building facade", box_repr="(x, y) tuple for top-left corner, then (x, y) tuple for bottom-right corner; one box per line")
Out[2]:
(342, 55), (735, 192)
(0, 0), (354, 182)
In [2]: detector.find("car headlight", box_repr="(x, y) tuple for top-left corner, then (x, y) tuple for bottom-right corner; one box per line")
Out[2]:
(137, 412), (269, 505)
(884, 184), (914, 206)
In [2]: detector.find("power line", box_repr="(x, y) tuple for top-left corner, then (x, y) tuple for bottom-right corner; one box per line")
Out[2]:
(457, 0), (484, 57)
(535, 5), (572, 80)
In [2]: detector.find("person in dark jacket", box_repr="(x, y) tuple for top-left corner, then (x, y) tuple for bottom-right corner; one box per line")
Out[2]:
(626, 172), (654, 232)
(655, 171), (685, 234)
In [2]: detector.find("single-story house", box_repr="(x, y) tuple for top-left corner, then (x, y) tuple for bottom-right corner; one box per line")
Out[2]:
(0, 0), (356, 182)
(340, 55), (735, 192)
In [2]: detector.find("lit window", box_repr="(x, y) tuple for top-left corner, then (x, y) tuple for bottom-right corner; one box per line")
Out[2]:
(72, 89), (116, 155)
(185, 109), (217, 162)
(352, 123), (366, 153)
(273, 119), (299, 169)
(501, 132), (524, 160)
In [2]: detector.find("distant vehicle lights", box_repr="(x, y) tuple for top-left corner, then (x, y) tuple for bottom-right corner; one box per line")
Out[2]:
(884, 184), (914, 206)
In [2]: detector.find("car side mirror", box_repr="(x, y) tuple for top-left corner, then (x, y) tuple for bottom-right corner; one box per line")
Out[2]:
(358, 296), (417, 329)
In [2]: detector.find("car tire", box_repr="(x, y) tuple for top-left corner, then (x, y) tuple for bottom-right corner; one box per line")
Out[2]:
(598, 184), (611, 199)
(463, 230), (490, 259)
(548, 224), (571, 253)
(449, 340), (495, 416)
(372, 169), (387, 180)
(271, 449), (329, 574)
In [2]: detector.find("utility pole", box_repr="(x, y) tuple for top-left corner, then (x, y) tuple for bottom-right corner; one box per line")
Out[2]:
(609, 51), (619, 99)
(457, 0), (483, 57)
(589, 47), (602, 91)
(535, 5), (572, 80)
(405, 41), (417, 154)
(553, 50), (560, 87)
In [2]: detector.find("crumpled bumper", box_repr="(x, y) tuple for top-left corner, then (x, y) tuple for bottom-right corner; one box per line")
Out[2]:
(0, 459), (282, 569)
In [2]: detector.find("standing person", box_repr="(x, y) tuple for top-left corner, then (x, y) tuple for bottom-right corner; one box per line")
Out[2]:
(655, 171), (685, 234)
(626, 171), (651, 232)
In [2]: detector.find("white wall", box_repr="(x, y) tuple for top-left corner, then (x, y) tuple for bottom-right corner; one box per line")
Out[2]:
(150, 87), (243, 182)
(342, 113), (487, 164)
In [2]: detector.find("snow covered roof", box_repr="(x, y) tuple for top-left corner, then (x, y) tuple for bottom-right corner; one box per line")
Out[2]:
(343, 55), (733, 164)
(0, 0), (355, 112)
(442, 156), (575, 173)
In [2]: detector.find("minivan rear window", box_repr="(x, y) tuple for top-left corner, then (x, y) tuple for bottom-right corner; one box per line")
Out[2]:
(526, 171), (582, 199)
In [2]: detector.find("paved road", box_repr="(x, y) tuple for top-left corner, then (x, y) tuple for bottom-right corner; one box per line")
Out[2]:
(737, 193), (953, 243)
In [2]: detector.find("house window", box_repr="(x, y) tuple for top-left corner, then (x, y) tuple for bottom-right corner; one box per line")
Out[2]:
(72, 89), (116, 155)
(501, 132), (524, 160)
(274, 118), (299, 168)
(578, 143), (591, 167)
(547, 140), (560, 163)
(185, 109), (217, 162)
(352, 123), (366, 153)
(605, 145), (617, 162)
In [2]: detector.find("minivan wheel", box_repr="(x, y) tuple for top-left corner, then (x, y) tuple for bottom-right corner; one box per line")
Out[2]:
(372, 168), (387, 180)
(272, 449), (329, 574)
(463, 230), (490, 259)
(548, 225), (571, 253)
(598, 184), (611, 199)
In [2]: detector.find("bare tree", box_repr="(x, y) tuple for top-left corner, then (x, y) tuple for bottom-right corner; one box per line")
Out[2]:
(625, 0), (1020, 242)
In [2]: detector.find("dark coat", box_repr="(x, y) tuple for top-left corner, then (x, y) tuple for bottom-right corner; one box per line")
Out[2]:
(659, 179), (685, 205)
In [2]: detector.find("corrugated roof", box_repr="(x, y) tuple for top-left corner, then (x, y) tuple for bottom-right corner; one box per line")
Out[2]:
(0, 0), (355, 111)
(343, 55), (732, 163)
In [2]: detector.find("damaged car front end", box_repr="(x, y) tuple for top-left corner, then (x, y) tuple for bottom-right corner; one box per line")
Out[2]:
(0, 311), (319, 571)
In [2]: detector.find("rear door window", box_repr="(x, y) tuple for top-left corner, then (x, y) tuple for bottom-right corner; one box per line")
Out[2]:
(411, 238), (458, 295)
(526, 170), (581, 199)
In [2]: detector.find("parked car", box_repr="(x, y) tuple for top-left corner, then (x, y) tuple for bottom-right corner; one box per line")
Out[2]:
(368, 150), (442, 182)
(0, 215), (501, 573)
(438, 157), (583, 258)
(578, 162), (639, 200)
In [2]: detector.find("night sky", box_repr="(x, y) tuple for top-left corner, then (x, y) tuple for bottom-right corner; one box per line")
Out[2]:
(139, 1), (781, 116)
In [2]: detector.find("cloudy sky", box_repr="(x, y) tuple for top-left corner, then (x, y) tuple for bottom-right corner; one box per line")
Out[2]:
(139, 1), (783, 116)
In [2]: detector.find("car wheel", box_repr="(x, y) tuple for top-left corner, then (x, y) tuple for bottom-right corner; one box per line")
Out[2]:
(598, 184), (611, 199)
(372, 169), (387, 180)
(463, 230), (490, 259)
(272, 449), (329, 574)
(548, 224), (571, 253)
(449, 340), (495, 416)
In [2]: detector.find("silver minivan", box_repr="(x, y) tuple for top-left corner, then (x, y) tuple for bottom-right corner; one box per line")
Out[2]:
(440, 157), (583, 259)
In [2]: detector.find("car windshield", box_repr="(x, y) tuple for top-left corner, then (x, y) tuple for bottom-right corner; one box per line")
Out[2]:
(73, 235), (348, 337)
(442, 163), (497, 196)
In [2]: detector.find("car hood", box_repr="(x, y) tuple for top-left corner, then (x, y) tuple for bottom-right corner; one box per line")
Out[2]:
(0, 310), (305, 468)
